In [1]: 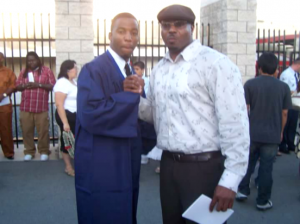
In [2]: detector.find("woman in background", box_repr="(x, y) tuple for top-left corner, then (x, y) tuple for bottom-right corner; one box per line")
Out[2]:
(54, 60), (77, 176)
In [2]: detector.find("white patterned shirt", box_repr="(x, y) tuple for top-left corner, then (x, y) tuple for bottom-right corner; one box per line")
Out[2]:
(139, 40), (250, 192)
(280, 66), (298, 92)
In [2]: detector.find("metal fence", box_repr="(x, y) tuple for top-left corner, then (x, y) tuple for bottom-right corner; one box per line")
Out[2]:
(94, 20), (208, 76)
(256, 29), (300, 75)
(0, 13), (56, 148)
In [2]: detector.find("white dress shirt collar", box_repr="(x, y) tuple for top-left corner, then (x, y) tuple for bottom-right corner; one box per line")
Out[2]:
(164, 40), (202, 63)
(107, 47), (131, 78)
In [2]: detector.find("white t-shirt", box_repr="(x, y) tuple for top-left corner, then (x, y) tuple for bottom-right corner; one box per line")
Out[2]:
(280, 67), (298, 91)
(53, 77), (77, 113)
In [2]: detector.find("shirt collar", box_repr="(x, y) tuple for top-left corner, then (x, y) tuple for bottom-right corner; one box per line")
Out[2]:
(164, 40), (202, 63)
(107, 47), (131, 75)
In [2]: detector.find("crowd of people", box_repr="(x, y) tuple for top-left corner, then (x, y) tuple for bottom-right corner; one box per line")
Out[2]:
(0, 3), (300, 224)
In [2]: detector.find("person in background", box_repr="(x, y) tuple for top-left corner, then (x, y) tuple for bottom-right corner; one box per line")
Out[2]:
(0, 52), (16, 160)
(134, 61), (157, 165)
(54, 60), (77, 177)
(279, 57), (300, 154)
(124, 5), (249, 223)
(236, 52), (291, 211)
(15, 52), (56, 161)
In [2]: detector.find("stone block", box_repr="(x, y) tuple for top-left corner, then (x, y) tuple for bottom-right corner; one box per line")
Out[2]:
(56, 40), (81, 52)
(56, 15), (80, 27)
(223, 43), (247, 54)
(247, 22), (257, 33)
(237, 65), (246, 76)
(81, 15), (94, 27)
(226, 0), (247, 10)
(81, 40), (94, 52)
(247, 44), (257, 55)
(69, 27), (94, 40)
(238, 32), (256, 44)
(55, 0), (79, 1)
(55, 27), (69, 39)
(238, 10), (256, 22)
(221, 10), (238, 21)
(246, 65), (256, 77)
(69, 52), (94, 65)
(224, 21), (247, 32)
(69, 2), (93, 15)
(247, 0), (257, 10)
(56, 52), (69, 66)
(55, 2), (68, 14)
(237, 54), (256, 66)
(227, 54), (237, 64)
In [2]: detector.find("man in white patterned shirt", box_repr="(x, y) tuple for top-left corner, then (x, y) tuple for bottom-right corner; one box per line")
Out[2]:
(124, 5), (250, 224)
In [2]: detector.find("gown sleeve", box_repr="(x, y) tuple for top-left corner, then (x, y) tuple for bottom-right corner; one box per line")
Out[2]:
(77, 64), (140, 138)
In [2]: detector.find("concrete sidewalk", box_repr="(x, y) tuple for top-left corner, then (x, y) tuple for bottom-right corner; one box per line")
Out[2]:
(0, 150), (299, 224)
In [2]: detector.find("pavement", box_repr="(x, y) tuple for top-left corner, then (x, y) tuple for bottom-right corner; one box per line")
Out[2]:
(0, 145), (300, 224)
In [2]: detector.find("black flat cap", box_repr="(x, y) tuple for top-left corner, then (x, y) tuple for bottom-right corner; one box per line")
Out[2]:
(157, 4), (195, 24)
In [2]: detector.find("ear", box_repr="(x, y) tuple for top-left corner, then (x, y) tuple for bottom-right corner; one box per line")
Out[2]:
(109, 32), (112, 42)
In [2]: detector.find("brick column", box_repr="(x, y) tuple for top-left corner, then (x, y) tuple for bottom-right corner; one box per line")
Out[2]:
(55, 0), (94, 75)
(201, 0), (257, 83)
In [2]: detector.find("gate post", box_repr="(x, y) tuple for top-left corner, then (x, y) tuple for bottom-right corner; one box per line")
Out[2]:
(201, 0), (257, 82)
(55, 0), (94, 75)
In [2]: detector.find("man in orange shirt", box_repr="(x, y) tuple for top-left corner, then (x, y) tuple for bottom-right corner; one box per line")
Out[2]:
(0, 52), (16, 160)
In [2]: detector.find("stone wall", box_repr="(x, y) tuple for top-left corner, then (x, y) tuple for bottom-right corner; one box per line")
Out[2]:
(55, 0), (94, 76)
(201, 0), (257, 82)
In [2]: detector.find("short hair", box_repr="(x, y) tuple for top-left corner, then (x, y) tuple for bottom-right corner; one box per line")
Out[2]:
(58, 60), (77, 80)
(257, 52), (278, 75)
(133, 61), (145, 70)
(111, 13), (137, 31)
(294, 57), (300, 64)
(23, 51), (42, 78)
(0, 52), (4, 57)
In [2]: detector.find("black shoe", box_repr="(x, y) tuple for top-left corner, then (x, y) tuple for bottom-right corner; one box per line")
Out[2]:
(5, 156), (14, 160)
(279, 148), (290, 154)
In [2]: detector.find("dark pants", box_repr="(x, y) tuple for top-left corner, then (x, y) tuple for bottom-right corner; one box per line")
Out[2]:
(238, 142), (277, 205)
(55, 110), (76, 154)
(160, 151), (225, 224)
(280, 109), (298, 152)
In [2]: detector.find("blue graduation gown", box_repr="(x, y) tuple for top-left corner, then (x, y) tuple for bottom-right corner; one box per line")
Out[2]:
(75, 51), (142, 224)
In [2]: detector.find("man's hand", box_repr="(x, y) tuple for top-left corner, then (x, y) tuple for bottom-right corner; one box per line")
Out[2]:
(123, 75), (144, 94)
(26, 82), (39, 89)
(209, 185), (236, 212)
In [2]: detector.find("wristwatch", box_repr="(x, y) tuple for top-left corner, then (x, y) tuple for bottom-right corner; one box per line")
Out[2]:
(3, 93), (7, 97)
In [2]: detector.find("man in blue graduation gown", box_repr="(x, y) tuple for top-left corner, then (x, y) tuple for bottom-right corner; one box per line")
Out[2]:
(75, 13), (144, 224)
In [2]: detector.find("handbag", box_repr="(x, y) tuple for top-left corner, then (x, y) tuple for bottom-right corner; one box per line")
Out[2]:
(62, 130), (75, 159)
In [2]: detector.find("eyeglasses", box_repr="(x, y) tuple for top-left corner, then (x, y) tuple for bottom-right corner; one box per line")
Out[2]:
(160, 21), (188, 30)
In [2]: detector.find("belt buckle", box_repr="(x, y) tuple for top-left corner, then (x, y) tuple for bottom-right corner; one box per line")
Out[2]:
(172, 154), (181, 161)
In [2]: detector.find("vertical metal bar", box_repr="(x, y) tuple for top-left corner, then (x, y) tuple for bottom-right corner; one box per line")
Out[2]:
(268, 29), (270, 51)
(33, 13), (36, 52)
(298, 30), (300, 57)
(48, 13), (55, 146)
(262, 29), (265, 52)
(18, 14), (22, 70)
(207, 24), (210, 47)
(196, 23), (198, 40)
(2, 13), (7, 65)
(256, 29), (260, 75)
(283, 30), (286, 70)
(151, 21), (154, 69)
(201, 23), (204, 45)
(10, 13), (18, 147)
(138, 21), (141, 61)
(145, 21), (147, 76)
(41, 14), (44, 64)
(97, 19), (99, 56)
(26, 13), (28, 52)
(104, 20), (106, 52)
(278, 30), (280, 72)
(273, 30), (275, 52)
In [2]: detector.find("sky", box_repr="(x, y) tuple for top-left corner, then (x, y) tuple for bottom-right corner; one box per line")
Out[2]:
(0, 0), (299, 32)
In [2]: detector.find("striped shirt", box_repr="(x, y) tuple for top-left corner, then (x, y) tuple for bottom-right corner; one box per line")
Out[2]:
(16, 66), (56, 113)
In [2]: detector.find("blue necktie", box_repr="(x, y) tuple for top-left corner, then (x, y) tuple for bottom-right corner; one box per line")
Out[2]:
(294, 73), (298, 87)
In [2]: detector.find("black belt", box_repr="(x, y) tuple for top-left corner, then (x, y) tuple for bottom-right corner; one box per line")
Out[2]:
(164, 150), (223, 162)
